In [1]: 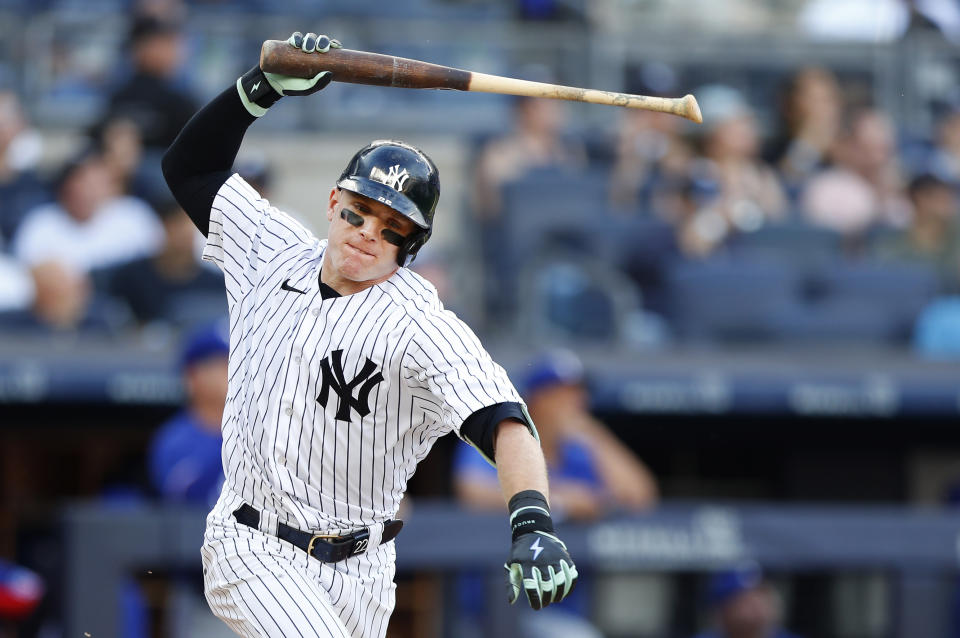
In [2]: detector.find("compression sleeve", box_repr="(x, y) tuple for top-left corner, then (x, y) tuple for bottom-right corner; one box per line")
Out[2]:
(161, 86), (257, 237)
(460, 401), (531, 464)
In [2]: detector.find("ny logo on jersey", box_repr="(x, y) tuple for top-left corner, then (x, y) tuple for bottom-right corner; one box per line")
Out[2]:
(317, 349), (384, 422)
(369, 164), (410, 192)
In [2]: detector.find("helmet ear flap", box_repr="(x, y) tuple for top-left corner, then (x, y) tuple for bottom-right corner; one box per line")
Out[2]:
(397, 229), (431, 267)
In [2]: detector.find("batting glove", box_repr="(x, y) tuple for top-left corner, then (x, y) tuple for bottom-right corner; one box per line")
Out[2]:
(237, 32), (342, 117)
(504, 490), (579, 610)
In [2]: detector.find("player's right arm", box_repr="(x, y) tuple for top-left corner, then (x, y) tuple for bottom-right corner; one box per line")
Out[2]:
(161, 32), (338, 237)
(493, 420), (549, 502)
(496, 421), (579, 611)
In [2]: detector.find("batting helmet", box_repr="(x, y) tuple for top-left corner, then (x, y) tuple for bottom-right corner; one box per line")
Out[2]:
(337, 140), (440, 266)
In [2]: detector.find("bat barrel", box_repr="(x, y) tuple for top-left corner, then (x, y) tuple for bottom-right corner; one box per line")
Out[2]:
(467, 72), (702, 123)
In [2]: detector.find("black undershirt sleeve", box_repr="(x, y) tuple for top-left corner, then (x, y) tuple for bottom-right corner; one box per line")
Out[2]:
(161, 85), (258, 237)
(460, 401), (530, 463)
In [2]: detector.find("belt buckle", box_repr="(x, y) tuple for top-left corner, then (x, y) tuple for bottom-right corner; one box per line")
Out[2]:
(306, 533), (339, 556)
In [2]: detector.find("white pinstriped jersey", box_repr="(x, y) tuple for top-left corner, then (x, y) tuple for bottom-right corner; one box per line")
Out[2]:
(203, 173), (522, 534)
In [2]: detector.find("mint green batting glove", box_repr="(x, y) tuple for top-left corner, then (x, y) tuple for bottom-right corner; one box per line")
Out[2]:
(237, 32), (342, 117)
(506, 530), (579, 610)
(504, 490), (579, 610)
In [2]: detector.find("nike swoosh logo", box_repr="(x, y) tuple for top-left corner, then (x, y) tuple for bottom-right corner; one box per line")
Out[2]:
(251, 81), (261, 92)
(281, 279), (306, 294)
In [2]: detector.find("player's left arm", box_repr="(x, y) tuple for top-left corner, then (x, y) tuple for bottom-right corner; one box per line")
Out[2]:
(162, 31), (337, 237)
(495, 420), (579, 611)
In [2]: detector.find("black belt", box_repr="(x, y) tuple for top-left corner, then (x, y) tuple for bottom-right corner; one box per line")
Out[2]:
(232, 504), (403, 563)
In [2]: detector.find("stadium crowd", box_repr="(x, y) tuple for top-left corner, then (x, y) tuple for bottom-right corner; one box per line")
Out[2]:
(469, 61), (960, 348)
(0, 3), (957, 355)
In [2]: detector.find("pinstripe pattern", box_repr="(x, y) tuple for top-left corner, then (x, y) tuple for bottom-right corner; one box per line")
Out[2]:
(202, 497), (396, 638)
(200, 174), (519, 636)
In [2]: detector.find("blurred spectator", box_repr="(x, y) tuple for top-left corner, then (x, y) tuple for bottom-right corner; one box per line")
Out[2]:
(102, 12), (196, 151)
(97, 195), (224, 329)
(13, 147), (163, 273)
(674, 85), (787, 258)
(148, 320), (228, 506)
(453, 348), (657, 638)
(472, 94), (586, 220)
(764, 67), (844, 203)
(692, 564), (803, 638)
(471, 89), (587, 324)
(665, 174), (724, 259)
(96, 12), (198, 196)
(3, 146), (161, 331)
(609, 63), (695, 213)
(454, 348), (658, 515)
(0, 90), (50, 243)
(0, 233), (92, 330)
(26, 261), (92, 329)
(801, 108), (911, 245)
(92, 115), (155, 201)
(873, 173), (960, 291)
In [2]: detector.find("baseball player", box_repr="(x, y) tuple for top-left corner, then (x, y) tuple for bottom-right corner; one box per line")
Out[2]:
(161, 31), (578, 637)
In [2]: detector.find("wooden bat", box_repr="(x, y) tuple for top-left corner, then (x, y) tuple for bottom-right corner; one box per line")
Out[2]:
(260, 40), (702, 124)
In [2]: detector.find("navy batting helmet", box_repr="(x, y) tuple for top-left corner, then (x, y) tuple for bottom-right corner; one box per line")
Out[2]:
(337, 140), (440, 266)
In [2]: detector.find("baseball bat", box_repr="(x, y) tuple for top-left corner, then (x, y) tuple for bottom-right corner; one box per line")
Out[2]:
(259, 40), (702, 124)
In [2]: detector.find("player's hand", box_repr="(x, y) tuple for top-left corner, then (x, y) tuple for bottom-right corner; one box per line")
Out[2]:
(504, 530), (578, 610)
(237, 31), (341, 117)
(263, 32), (342, 97)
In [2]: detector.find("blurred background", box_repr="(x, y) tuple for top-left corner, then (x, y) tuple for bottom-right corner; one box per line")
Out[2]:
(2, 0), (960, 636)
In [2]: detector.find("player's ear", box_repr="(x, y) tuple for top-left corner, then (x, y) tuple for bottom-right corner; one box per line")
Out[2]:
(327, 188), (339, 222)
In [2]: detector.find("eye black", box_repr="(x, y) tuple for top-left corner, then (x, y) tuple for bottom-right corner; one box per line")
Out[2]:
(340, 209), (364, 227)
(381, 229), (406, 246)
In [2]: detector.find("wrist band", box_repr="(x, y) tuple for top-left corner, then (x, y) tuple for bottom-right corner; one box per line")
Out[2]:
(239, 66), (282, 109)
(508, 490), (554, 541)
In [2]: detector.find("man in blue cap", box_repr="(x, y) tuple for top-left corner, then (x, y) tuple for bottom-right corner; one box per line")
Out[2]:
(453, 348), (659, 637)
(455, 347), (658, 516)
(693, 564), (804, 638)
(148, 320), (229, 507)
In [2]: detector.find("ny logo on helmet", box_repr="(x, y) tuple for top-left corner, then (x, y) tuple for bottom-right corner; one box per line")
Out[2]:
(369, 164), (410, 192)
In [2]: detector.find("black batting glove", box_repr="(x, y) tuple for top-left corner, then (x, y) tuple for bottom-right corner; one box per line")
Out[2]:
(237, 31), (341, 117)
(504, 490), (579, 610)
